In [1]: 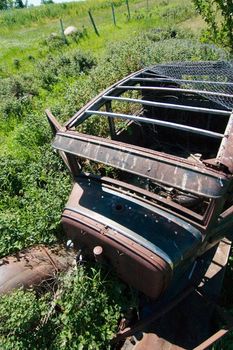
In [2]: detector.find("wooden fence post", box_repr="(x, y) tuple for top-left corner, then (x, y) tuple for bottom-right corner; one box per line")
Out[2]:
(59, 18), (68, 44)
(126, 0), (131, 20)
(111, 3), (116, 26)
(88, 10), (100, 36)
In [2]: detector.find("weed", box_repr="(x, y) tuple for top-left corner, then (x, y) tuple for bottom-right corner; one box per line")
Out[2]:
(0, 266), (137, 350)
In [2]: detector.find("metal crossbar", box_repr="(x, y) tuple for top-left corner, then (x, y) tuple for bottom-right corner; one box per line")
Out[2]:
(115, 86), (233, 99)
(131, 77), (233, 87)
(103, 95), (230, 115)
(85, 110), (224, 139)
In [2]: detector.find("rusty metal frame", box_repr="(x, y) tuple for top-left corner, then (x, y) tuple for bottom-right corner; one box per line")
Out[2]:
(66, 67), (232, 129)
(64, 67), (233, 164)
(53, 131), (230, 199)
(49, 63), (233, 232)
(46, 62), (233, 342)
(102, 95), (230, 116)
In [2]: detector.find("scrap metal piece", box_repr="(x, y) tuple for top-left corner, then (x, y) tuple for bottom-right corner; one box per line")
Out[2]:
(0, 245), (75, 294)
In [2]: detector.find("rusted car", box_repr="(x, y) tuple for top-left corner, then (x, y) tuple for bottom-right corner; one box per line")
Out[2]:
(47, 61), (233, 300)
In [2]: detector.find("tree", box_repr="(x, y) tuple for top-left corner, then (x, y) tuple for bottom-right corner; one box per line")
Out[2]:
(14, 0), (24, 8)
(193, 0), (233, 52)
(41, 0), (54, 4)
(0, 0), (25, 9)
(0, 0), (8, 10)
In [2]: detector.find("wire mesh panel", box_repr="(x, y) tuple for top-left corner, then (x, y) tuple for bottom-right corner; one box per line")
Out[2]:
(150, 61), (233, 110)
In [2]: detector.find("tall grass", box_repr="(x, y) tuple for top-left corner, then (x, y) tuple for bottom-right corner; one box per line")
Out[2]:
(0, 0), (195, 28)
(0, 0), (127, 27)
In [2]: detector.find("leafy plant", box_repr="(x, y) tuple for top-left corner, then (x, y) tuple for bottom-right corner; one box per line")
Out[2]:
(193, 0), (233, 51)
(0, 266), (137, 350)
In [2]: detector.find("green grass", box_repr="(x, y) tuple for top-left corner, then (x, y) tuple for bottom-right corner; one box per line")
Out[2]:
(0, 0), (196, 75)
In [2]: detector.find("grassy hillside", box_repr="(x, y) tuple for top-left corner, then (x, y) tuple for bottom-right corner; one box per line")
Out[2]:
(0, 0), (198, 75)
(0, 0), (232, 348)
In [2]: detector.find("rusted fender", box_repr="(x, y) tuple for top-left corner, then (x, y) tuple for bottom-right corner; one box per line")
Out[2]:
(122, 333), (184, 350)
(0, 245), (75, 294)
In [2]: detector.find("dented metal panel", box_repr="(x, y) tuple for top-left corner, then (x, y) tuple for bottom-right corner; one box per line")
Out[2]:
(65, 179), (203, 265)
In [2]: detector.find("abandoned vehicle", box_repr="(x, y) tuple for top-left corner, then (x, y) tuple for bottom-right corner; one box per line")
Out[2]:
(46, 61), (233, 301)
(0, 61), (232, 348)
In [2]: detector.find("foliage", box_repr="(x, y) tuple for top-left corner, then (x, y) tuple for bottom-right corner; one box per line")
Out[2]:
(0, 266), (137, 350)
(0, 0), (126, 27)
(36, 51), (96, 89)
(0, 0), (25, 10)
(0, 75), (37, 118)
(193, 0), (233, 51)
(0, 148), (71, 256)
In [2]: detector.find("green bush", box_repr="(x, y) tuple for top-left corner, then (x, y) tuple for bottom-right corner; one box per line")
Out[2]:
(36, 51), (96, 90)
(0, 266), (137, 350)
(0, 289), (47, 350)
(193, 0), (233, 52)
(0, 75), (38, 119)
(0, 147), (71, 256)
(43, 33), (67, 51)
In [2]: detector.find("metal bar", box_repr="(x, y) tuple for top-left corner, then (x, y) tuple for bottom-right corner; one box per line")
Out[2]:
(88, 10), (100, 36)
(65, 69), (145, 128)
(105, 101), (116, 138)
(85, 110), (224, 138)
(216, 113), (233, 173)
(103, 95), (230, 116)
(126, 0), (131, 20)
(131, 77), (233, 86)
(45, 109), (63, 136)
(139, 71), (164, 77)
(193, 329), (228, 350)
(217, 113), (233, 159)
(141, 69), (233, 78)
(115, 85), (233, 99)
(111, 3), (116, 26)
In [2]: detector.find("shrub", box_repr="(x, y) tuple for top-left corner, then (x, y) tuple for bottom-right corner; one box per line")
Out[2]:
(0, 266), (137, 350)
(36, 51), (96, 89)
(0, 75), (38, 119)
(193, 0), (233, 52)
(0, 147), (71, 256)
(0, 289), (48, 350)
(43, 33), (67, 51)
